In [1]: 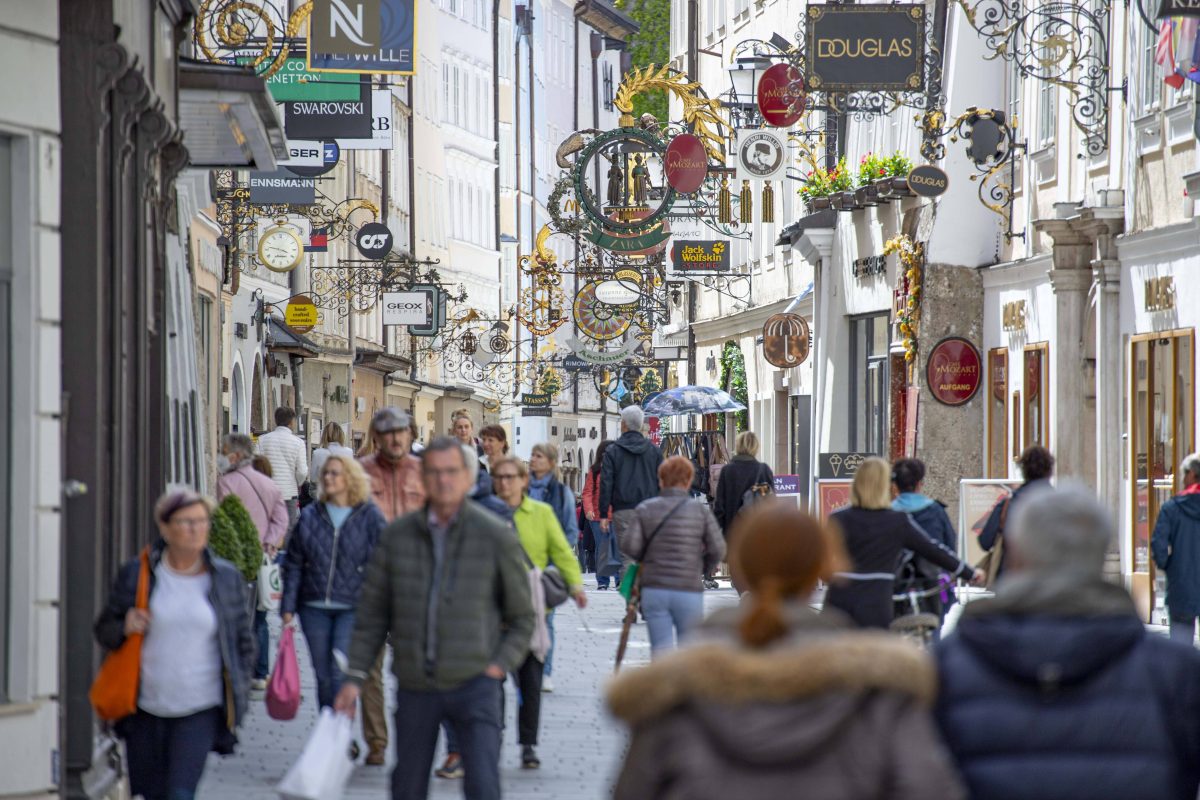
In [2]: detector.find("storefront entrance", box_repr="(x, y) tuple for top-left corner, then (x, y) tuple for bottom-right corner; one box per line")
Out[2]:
(1130, 329), (1195, 623)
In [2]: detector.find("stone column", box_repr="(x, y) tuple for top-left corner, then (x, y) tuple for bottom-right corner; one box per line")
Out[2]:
(1036, 219), (1095, 481)
(797, 226), (834, 503)
(1082, 214), (1125, 511)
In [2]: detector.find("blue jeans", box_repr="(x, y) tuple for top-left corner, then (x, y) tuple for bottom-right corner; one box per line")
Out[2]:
(393, 675), (504, 800)
(641, 587), (705, 658)
(122, 706), (221, 800)
(1170, 614), (1197, 644)
(297, 605), (356, 709)
(254, 608), (270, 679)
(543, 608), (556, 677)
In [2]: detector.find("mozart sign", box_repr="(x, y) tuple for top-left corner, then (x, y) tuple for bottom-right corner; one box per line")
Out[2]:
(926, 337), (982, 406)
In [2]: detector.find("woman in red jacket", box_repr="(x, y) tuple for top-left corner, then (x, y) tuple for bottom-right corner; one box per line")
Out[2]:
(583, 441), (621, 589)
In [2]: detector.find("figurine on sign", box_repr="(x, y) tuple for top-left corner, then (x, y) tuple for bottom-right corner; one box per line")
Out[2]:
(607, 157), (625, 207)
(632, 155), (651, 206)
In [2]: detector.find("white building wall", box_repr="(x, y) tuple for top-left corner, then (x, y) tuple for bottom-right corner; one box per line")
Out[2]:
(0, 3), (61, 797)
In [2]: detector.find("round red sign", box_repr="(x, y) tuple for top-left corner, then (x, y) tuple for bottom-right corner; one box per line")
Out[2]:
(757, 64), (805, 128)
(665, 134), (709, 194)
(926, 337), (982, 406)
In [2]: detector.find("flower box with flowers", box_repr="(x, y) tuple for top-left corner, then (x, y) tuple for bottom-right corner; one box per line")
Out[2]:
(858, 151), (914, 202)
(800, 157), (852, 214)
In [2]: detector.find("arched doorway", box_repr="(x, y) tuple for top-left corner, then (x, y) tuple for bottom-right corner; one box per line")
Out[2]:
(231, 364), (245, 433)
(251, 356), (265, 433)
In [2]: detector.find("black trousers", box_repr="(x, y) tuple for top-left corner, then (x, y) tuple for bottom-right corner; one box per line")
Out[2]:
(122, 706), (222, 800)
(514, 653), (543, 746)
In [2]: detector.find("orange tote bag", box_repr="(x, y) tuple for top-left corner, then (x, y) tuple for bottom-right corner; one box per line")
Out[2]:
(89, 548), (150, 722)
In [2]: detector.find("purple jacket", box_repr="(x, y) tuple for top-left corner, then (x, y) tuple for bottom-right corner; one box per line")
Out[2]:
(217, 461), (289, 547)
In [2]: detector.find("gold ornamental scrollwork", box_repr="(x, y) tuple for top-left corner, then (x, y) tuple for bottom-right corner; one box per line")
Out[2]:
(614, 64), (727, 164)
(194, 0), (313, 79)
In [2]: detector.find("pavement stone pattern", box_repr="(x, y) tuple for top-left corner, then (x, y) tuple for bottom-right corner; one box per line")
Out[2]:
(198, 578), (740, 799)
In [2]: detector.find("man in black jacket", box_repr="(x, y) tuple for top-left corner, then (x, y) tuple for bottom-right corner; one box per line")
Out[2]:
(936, 484), (1200, 800)
(599, 405), (663, 561)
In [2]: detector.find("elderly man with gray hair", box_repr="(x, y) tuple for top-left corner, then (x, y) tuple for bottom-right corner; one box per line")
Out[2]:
(1152, 453), (1200, 644)
(599, 406), (664, 556)
(934, 483), (1200, 800)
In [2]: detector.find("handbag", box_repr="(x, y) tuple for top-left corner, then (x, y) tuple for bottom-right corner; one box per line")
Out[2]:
(257, 553), (282, 612)
(976, 497), (1010, 589)
(619, 498), (691, 602)
(276, 709), (355, 800)
(266, 624), (301, 720)
(522, 549), (570, 608)
(89, 547), (150, 722)
(739, 464), (775, 511)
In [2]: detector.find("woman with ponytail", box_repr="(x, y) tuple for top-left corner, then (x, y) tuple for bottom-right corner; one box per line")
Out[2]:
(607, 503), (966, 800)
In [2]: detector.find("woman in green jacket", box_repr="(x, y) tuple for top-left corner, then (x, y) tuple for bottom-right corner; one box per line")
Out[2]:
(491, 455), (586, 769)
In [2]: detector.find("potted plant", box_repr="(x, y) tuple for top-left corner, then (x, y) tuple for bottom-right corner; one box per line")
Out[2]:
(800, 157), (851, 212)
(873, 151), (915, 199)
(211, 495), (263, 610)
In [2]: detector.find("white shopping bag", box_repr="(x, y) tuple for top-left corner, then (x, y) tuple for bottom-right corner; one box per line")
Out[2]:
(258, 553), (282, 612)
(277, 708), (355, 800)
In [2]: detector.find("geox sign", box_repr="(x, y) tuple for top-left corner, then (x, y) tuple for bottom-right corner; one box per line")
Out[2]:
(309, 0), (417, 75)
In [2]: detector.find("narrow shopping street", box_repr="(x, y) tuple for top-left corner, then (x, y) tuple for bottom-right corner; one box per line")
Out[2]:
(198, 581), (739, 799)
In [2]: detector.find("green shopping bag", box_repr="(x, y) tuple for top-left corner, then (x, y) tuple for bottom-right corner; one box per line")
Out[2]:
(618, 563), (640, 602)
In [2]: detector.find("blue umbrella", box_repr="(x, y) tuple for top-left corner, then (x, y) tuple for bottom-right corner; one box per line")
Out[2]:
(641, 385), (746, 417)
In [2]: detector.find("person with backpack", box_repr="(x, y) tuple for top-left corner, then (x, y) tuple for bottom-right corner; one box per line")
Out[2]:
(713, 431), (775, 538)
(619, 456), (725, 657)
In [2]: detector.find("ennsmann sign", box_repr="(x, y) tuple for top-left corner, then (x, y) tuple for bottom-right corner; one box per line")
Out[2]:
(803, 4), (926, 93)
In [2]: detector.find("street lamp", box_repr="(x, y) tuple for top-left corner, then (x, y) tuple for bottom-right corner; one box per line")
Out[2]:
(726, 55), (772, 127)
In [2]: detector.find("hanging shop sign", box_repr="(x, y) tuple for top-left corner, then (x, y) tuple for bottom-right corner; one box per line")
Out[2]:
(803, 4), (926, 93)
(381, 291), (433, 327)
(762, 313), (811, 369)
(338, 90), (395, 150)
(284, 294), (319, 334)
(308, 0), (416, 75)
(735, 129), (788, 182)
(284, 82), (373, 139)
(818, 452), (872, 479)
(355, 222), (394, 259)
(671, 240), (730, 273)
(1157, 0), (1200, 18)
(593, 278), (642, 306)
(564, 336), (640, 364)
(561, 353), (590, 372)
(244, 55), (364, 102)
(757, 63), (806, 127)
(248, 169), (316, 204)
(521, 392), (553, 417)
(907, 164), (949, 198)
(926, 336), (982, 406)
(573, 282), (633, 341)
(280, 140), (341, 177)
(408, 284), (447, 336)
(664, 134), (709, 194)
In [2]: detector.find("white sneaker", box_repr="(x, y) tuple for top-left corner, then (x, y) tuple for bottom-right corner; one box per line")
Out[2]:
(251, 678), (267, 691)
(541, 676), (554, 693)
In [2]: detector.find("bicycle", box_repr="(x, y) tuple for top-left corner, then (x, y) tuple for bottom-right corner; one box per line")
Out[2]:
(889, 580), (951, 649)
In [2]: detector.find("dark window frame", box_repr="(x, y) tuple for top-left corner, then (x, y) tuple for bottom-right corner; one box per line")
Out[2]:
(0, 134), (12, 701)
(848, 313), (890, 455)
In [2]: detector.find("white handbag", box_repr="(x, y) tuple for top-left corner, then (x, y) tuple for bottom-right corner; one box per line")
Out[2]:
(258, 553), (282, 612)
(277, 709), (355, 800)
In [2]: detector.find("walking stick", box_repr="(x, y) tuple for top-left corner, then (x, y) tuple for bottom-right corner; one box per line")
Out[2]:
(614, 598), (638, 673)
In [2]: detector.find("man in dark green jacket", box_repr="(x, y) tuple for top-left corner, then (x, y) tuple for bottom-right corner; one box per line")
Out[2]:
(335, 436), (535, 800)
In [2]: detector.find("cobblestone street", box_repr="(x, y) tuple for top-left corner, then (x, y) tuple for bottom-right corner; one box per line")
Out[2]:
(198, 579), (740, 799)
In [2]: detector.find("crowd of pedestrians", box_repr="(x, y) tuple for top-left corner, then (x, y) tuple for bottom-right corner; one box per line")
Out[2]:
(90, 401), (1200, 800)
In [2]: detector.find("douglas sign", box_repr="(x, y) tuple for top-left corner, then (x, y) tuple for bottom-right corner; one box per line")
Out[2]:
(804, 4), (926, 93)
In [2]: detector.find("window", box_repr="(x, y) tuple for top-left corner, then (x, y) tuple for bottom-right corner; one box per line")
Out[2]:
(1140, 23), (1162, 113)
(498, 19), (512, 79)
(1037, 53), (1057, 145)
(849, 314), (890, 455)
(0, 135), (10, 701)
(987, 348), (1008, 478)
(1130, 330), (1195, 615)
(1006, 59), (1022, 130)
(1022, 342), (1049, 450)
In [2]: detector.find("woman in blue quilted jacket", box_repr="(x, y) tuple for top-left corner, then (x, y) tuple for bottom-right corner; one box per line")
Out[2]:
(282, 454), (386, 709)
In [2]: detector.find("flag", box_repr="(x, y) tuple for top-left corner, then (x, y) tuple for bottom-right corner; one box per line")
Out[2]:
(1157, 20), (1176, 67)
(305, 228), (328, 252)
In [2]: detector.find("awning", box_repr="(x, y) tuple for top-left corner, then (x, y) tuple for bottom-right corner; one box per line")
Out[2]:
(574, 0), (639, 40)
(266, 317), (320, 357)
(178, 59), (286, 169)
(355, 349), (414, 375)
(775, 208), (837, 247)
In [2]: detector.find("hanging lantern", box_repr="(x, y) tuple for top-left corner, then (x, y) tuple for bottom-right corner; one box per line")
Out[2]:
(718, 173), (732, 224)
(762, 180), (775, 223)
(739, 179), (752, 224)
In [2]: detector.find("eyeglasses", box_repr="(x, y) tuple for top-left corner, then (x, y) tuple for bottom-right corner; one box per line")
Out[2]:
(492, 473), (520, 481)
(171, 517), (209, 529)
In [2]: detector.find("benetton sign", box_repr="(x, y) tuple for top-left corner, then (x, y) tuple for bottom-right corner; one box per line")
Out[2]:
(804, 4), (926, 93)
(1158, 0), (1200, 17)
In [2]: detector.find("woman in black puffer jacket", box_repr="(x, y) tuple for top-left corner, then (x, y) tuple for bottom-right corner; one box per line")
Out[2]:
(282, 454), (386, 709)
(713, 431), (775, 538)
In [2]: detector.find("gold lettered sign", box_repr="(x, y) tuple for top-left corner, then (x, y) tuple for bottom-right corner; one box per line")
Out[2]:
(1144, 276), (1175, 311)
(1002, 300), (1026, 331)
(804, 4), (926, 93)
(285, 294), (319, 334)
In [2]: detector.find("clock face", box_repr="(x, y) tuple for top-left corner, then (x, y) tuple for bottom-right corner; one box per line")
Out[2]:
(258, 228), (302, 272)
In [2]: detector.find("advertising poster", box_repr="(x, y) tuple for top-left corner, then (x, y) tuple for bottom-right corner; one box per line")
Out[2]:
(958, 479), (1021, 566)
(815, 479), (853, 520)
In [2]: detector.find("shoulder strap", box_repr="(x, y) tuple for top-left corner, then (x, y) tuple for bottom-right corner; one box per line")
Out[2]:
(243, 471), (273, 522)
(996, 497), (1011, 539)
(639, 498), (691, 561)
(135, 548), (151, 611)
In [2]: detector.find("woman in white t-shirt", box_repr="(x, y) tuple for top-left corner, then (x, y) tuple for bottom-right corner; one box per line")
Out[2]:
(94, 490), (255, 800)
